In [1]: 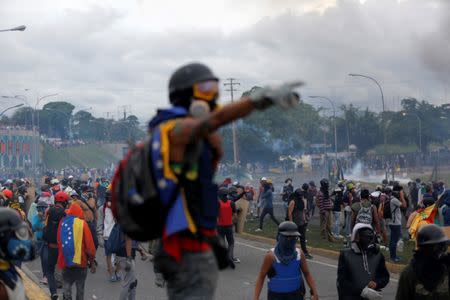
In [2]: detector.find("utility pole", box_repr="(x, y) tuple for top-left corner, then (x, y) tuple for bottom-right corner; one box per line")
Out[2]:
(224, 78), (240, 165)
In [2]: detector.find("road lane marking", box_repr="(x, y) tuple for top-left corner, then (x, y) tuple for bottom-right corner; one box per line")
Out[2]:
(236, 241), (398, 283)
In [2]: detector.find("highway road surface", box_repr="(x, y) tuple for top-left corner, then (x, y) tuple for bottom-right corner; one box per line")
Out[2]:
(25, 237), (398, 299)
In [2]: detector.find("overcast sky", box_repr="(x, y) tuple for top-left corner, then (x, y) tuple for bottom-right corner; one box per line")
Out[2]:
(0, 0), (448, 122)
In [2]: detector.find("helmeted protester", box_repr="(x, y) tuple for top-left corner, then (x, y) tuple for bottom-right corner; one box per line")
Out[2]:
(386, 188), (407, 262)
(396, 224), (450, 300)
(351, 189), (381, 234)
(1, 189), (13, 207)
(73, 184), (98, 249)
(256, 179), (280, 232)
(217, 187), (238, 268)
(32, 200), (49, 285)
(331, 185), (344, 239)
(0, 207), (36, 300)
(288, 184), (313, 259)
(254, 221), (319, 300)
(114, 62), (301, 300)
(317, 179), (334, 241)
(282, 178), (294, 218)
(307, 181), (317, 218)
(102, 189), (119, 282)
(43, 190), (69, 300)
(57, 202), (96, 300)
(337, 223), (390, 300)
(440, 189), (450, 226)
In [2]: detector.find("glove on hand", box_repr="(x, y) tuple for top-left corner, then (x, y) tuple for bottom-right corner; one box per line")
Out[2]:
(361, 286), (382, 300)
(250, 82), (304, 110)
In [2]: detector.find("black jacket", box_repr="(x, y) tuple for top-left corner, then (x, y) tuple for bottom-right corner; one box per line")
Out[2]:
(337, 248), (390, 300)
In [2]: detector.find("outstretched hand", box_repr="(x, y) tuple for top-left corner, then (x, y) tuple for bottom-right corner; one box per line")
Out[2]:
(250, 81), (304, 110)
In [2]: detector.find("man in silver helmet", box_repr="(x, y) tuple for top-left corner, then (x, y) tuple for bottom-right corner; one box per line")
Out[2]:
(337, 223), (390, 300)
(396, 224), (450, 300)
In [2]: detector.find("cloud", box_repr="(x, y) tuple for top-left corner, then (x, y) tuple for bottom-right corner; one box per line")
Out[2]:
(0, 0), (448, 123)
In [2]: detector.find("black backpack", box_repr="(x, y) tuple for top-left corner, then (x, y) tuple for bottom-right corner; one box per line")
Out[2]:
(43, 207), (66, 244)
(111, 137), (178, 241)
(382, 196), (394, 220)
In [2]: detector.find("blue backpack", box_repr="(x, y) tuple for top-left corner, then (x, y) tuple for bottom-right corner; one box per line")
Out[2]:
(107, 223), (126, 255)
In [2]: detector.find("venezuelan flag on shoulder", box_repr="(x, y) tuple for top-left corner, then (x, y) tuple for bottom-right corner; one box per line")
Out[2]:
(60, 215), (84, 267)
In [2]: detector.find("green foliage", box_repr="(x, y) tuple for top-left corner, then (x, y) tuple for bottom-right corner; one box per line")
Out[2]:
(369, 144), (418, 155)
(43, 143), (117, 169)
(4, 100), (145, 143)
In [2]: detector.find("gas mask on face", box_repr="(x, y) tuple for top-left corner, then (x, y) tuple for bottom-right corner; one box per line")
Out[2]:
(3, 225), (36, 262)
(358, 229), (376, 252)
(189, 100), (211, 118)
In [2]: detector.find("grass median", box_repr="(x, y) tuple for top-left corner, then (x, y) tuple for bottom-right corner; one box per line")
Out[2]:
(243, 216), (415, 265)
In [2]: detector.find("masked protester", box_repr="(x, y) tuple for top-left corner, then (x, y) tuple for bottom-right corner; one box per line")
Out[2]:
(217, 187), (238, 268)
(337, 224), (390, 300)
(396, 224), (450, 300)
(254, 221), (319, 300)
(43, 191), (69, 300)
(317, 179), (334, 242)
(0, 207), (36, 300)
(147, 62), (301, 300)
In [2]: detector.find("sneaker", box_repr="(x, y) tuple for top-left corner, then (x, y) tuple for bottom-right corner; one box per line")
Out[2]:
(109, 275), (120, 282)
(51, 294), (58, 300)
(233, 257), (241, 263)
(305, 253), (314, 260)
(39, 277), (48, 285)
(255, 228), (262, 232)
(391, 257), (401, 263)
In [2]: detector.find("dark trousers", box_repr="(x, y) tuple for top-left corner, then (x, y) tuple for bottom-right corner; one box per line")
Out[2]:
(297, 224), (309, 254)
(39, 242), (48, 278)
(47, 245), (59, 296)
(218, 226), (234, 260)
(389, 225), (401, 259)
(259, 207), (280, 229)
(62, 267), (88, 300)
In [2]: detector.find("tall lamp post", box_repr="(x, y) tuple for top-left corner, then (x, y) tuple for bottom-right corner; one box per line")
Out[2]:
(0, 25), (26, 32)
(348, 73), (387, 156)
(402, 112), (422, 153)
(309, 96), (338, 162)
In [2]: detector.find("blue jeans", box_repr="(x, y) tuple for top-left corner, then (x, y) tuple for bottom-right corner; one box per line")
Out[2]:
(38, 241), (48, 278)
(389, 225), (401, 259)
(332, 211), (341, 236)
(46, 245), (59, 296)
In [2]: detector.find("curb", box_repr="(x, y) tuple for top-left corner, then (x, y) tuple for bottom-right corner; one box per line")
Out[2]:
(18, 264), (50, 299)
(237, 232), (406, 274)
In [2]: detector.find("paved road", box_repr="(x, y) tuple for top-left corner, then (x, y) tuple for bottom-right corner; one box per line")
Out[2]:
(25, 237), (398, 300)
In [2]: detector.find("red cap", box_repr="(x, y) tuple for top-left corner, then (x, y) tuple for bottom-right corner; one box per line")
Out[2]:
(2, 189), (13, 199)
(54, 191), (69, 203)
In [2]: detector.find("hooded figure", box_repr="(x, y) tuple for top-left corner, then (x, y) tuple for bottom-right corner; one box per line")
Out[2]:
(337, 224), (390, 300)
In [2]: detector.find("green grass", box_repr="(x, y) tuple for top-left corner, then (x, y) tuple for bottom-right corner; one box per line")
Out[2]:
(244, 218), (415, 265)
(43, 144), (118, 169)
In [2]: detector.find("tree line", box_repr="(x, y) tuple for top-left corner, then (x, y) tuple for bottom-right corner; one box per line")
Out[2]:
(220, 87), (450, 163)
(0, 101), (144, 142)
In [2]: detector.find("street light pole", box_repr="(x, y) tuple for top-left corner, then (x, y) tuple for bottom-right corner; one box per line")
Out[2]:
(35, 93), (59, 135)
(349, 73), (387, 155)
(309, 96), (338, 161)
(0, 25), (26, 32)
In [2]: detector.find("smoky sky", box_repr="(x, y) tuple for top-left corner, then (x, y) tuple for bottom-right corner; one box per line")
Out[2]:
(0, 0), (448, 122)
